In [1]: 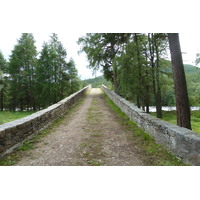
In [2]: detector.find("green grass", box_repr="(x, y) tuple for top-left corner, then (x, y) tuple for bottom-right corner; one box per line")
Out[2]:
(150, 110), (200, 134)
(0, 111), (35, 125)
(103, 92), (188, 166)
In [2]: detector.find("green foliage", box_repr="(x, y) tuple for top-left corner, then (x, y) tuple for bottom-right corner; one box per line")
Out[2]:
(0, 70), (3, 91)
(0, 51), (9, 110)
(8, 33), (38, 110)
(161, 64), (200, 106)
(184, 65), (200, 106)
(78, 33), (174, 118)
(0, 51), (7, 73)
(79, 33), (200, 125)
(67, 58), (81, 94)
(0, 33), (81, 111)
(115, 42), (138, 100)
(115, 33), (169, 116)
(78, 33), (130, 92)
(36, 34), (81, 109)
(37, 34), (70, 106)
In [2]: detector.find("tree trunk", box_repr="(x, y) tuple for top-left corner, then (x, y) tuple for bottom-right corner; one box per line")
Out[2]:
(155, 91), (162, 118)
(134, 33), (143, 108)
(148, 33), (162, 118)
(154, 36), (162, 118)
(168, 33), (191, 129)
(144, 48), (150, 114)
(0, 90), (3, 111)
(113, 67), (118, 94)
(148, 34), (158, 117)
(145, 85), (150, 113)
(137, 96), (140, 108)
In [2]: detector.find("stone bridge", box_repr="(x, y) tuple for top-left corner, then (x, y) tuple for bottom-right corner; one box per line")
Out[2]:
(0, 85), (200, 166)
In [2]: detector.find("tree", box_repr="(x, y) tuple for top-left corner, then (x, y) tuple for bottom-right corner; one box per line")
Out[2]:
(146, 33), (169, 118)
(115, 34), (148, 109)
(67, 58), (80, 94)
(79, 33), (170, 116)
(78, 33), (129, 93)
(8, 33), (37, 110)
(168, 33), (191, 129)
(36, 42), (52, 108)
(0, 51), (8, 110)
(0, 71), (3, 91)
(114, 33), (168, 115)
(37, 34), (80, 108)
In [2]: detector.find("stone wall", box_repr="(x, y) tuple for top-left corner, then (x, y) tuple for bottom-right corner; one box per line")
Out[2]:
(0, 85), (91, 158)
(102, 84), (200, 166)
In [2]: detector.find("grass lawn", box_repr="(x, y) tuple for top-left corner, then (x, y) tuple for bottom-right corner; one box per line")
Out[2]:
(0, 111), (35, 125)
(150, 110), (200, 134)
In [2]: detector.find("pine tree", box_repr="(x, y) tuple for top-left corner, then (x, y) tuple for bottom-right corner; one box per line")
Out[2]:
(49, 33), (68, 103)
(8, 33), (37, 110)
(0, 71), (3, 91)
(36, 42), (52, 108)
(37, 34), (80, 108)
(67, 58), (80, 94)
(0, 51), (8, 110)
(78, 33), (129, 93)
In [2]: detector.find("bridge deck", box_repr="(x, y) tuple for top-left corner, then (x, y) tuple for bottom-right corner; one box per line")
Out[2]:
(15, 88), (144, 166)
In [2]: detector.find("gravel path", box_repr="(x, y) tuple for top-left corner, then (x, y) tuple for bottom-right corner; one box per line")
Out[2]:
(15, 88), (145, 166)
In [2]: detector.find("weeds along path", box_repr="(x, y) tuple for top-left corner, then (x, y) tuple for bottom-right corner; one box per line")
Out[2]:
(15, 88), (145, 166)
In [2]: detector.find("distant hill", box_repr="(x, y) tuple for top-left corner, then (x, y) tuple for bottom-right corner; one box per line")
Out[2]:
(167, 64), (200, 106)
(82, 65), (200, 89)
(82, 76), (112, 88)
(162, 63), (200, 74)
(183, 64), (200, 73)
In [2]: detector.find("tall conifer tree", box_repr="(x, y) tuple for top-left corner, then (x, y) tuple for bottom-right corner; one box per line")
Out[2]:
(0, 51), (8, 110)
(8, 33), (37, 110)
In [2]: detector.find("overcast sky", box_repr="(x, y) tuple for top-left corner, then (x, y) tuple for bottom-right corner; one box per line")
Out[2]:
(1, 0), (200, 81)
(179, 33), (200, 65)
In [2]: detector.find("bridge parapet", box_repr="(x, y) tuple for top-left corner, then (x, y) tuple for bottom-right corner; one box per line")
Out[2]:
(102, 84), (200, 166)
(0, 85), (91, 158)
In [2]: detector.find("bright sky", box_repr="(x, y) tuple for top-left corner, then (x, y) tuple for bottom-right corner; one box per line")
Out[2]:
(0, 1), (200, 79)
(179, 33), (200, 66)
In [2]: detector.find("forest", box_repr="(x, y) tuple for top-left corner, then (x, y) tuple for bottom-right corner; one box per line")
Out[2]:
(82, 70), (200, 133)
(78, 33), (200, 129)
(0, 33), (81, 111)
(83, 64), (200, 108)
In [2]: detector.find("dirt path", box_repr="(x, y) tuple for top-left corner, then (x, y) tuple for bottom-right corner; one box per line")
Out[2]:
(15, 88), (145, 166)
